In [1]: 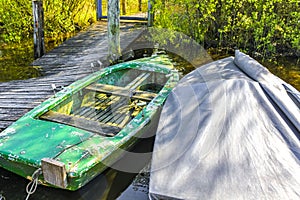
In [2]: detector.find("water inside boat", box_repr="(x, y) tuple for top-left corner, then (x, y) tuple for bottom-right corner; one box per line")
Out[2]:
(39, 69), (168, 137)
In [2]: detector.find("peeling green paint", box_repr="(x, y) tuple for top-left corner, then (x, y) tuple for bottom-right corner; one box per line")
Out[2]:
(0, 55), (179, 190)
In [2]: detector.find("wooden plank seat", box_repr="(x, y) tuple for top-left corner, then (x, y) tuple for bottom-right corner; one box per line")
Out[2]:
(124, 72), (151, 89)
(85, 83), (157, 102)
(85, 72), (157, 101)
(74, 98), (131, 124)
(40, 110), (121, 136)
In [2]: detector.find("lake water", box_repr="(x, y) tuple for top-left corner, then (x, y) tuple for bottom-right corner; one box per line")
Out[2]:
(0, 41), (299, 90)
(0, 38), (299, 200)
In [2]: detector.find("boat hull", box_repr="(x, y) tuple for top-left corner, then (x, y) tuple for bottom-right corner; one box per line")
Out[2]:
(0, 55), (179, 190)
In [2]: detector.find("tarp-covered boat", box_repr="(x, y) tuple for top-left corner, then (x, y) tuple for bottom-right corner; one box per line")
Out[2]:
(0, 55), (179, 191)
(149, 50), (300, 199)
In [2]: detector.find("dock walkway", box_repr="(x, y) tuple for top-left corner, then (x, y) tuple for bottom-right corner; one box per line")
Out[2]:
(0, 21), (145, 131)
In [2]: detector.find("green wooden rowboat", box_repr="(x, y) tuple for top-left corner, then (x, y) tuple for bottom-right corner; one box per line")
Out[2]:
(0, 55), (179, 191)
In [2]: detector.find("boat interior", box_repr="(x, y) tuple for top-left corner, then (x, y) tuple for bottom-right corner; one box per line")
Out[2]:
(39, 69), (168, 136)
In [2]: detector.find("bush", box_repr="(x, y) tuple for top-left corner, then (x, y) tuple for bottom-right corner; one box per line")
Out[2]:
(0, 0), (96, 43)
(153, 0), (300, 58)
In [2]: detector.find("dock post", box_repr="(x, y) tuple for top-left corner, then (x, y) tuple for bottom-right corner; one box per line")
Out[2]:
(147, 0), (154, 27)
(138, 0), (142, 11)
(121, 0), (126, 15)
(32, 0), (45, 59)
(107, 0), (121, 63)
(96, 0), (103, 20)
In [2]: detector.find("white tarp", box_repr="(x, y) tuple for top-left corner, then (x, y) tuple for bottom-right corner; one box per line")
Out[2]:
(149, 50), (300, 200)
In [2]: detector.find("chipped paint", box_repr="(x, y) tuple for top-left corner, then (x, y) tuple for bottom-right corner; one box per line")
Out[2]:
(0, 55), (179, 190)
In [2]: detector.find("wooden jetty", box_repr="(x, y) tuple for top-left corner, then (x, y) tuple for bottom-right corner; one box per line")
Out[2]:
(0, 21), (145, 132)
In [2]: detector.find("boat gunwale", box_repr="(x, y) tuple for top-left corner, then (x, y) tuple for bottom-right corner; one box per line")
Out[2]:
(31, 57), (172, 118)
(55, 58), (180, 180)
(0, 55), (179, 190)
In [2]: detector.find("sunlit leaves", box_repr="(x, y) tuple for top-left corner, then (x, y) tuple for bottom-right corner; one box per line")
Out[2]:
(153, 0), (300, 58)
(0, 0), (32, 42)
(0, 0), (96, 43)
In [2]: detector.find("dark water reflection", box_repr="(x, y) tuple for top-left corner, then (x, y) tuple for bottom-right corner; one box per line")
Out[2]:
(0, 36), (70, 82)
(0, 42), (41, 82)
(1, 41), (299, 90)
(263, 57), (300, 91)
(208, 50), (300, 91)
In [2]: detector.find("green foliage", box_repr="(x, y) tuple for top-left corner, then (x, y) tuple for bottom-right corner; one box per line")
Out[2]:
(101, 0), (148, 16)
(0, 0), (96, 43)
(153, 0), (300, 58)
(0, 0), (33, 42)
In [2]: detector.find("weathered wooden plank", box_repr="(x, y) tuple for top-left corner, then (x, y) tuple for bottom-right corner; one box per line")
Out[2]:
(0, 108), (31, 116)
(58, 39), (102, 47)
(0, 87), (53, 92)
(41, 77), (75, 82)
(86, 83), (156, 101)
(0, 82), (51, 87)
(32, 59), (70, 66)
(45, 49), (89, 55)
(0, 87), (47, 92)
(47, 48), (90, 54)
(37, 54), (78, 60)
(40, 67), (92, 75)
(40, 110), (121, 136)
(53, 72), (92, 79)
(126, 72), (151, 89)
(27, 76), (75, 82)
(0, 99), (43, 104)
(38, 63), (82, 71)
(0, 113), (23, 121)
(0, 76), (70, 83)
(0, 103), (38, 109)
(0, 94), (51, 99)
(0, 91), (52, 95)
(41, 158), (67, 189)
(0, 83), (65, 90)
(0, 121), (15, 131)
